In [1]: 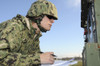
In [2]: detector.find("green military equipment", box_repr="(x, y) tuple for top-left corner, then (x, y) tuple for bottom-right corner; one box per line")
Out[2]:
(82, 43), (100, 66)
(27, 0), (58, 20)
(81, 0), (100, 66)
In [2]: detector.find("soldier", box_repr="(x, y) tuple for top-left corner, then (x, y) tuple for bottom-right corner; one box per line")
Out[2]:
(0, 0), (58, 66)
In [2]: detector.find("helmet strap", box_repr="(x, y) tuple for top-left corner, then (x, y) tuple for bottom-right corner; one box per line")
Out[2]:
(36, 15), (47, 32)
(29, 15), (47, 32)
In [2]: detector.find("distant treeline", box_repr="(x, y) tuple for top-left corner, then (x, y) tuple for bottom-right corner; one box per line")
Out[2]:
(56, 57), (82, 61)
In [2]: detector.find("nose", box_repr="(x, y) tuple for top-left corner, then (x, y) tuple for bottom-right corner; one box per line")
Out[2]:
(50, 19), (54, 23)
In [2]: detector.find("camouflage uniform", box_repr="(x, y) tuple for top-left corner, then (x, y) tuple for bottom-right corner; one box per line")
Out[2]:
(0, 14), (41, 66)
(0, 0), (58, 66)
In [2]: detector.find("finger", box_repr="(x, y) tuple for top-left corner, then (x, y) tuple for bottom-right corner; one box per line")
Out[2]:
(49, 58), (54, 64)
(50, 54), (54, 57)
(50, 56), (54, 61)
(44, 52), (54, 54)
(50, 52), (54, 54)
(48, 52), (54, 55)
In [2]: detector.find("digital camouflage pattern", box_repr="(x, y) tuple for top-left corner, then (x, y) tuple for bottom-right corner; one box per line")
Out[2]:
(27, 0), (58, 20)
(0, 14), (41, 66)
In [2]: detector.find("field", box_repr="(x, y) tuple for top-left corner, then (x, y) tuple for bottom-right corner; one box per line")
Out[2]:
(70, 60), (82, 66)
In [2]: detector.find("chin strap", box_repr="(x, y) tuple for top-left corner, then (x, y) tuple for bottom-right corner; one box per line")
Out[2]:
(29, 15), (47, 32)
(36, 15), (47, 32)
(38, 24), (47, 32)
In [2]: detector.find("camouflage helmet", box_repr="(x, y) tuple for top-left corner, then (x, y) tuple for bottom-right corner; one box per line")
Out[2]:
(27, 0), (58, 20)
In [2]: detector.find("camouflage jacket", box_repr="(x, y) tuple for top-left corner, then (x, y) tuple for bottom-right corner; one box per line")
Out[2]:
(0, 14), (42, 66)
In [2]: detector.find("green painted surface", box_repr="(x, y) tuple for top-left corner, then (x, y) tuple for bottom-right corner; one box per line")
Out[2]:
(82, 0), (100, 66)
(84, 43), (100, 66)
(94, 0), (100, 44)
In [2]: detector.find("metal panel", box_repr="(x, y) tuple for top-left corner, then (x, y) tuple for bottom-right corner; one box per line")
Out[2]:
(83, 43), (100, 66)
(94, 0), (100, 44)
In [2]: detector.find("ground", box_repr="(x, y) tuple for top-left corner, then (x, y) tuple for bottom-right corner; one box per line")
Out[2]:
(70, 60), (82, 66)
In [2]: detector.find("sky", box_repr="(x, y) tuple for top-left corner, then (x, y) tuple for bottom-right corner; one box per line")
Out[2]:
(0, 0), (84, 58)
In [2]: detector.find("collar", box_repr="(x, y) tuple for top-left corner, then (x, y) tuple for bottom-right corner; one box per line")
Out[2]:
(25, 17), (31, 30)
(24, 17), (42, 36)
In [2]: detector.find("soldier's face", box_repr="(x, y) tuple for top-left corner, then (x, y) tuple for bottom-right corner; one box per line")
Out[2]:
(40, 16), (54, 31)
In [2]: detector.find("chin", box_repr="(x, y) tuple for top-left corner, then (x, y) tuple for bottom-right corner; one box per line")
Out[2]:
(46, 29), (50, 31)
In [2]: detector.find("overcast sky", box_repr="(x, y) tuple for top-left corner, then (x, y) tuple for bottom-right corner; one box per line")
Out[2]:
(0, 0), (84, 58)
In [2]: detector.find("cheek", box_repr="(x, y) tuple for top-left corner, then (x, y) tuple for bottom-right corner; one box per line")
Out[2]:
(43, 21), (49, 26)
(43, 23), (49, 28)
(43, 23), (50, 29)
(40, 22), (47, 28)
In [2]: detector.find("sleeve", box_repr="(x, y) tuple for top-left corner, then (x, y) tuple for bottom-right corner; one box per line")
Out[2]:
(0, 21), (41, 66)
(0, 48), (40, 66)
